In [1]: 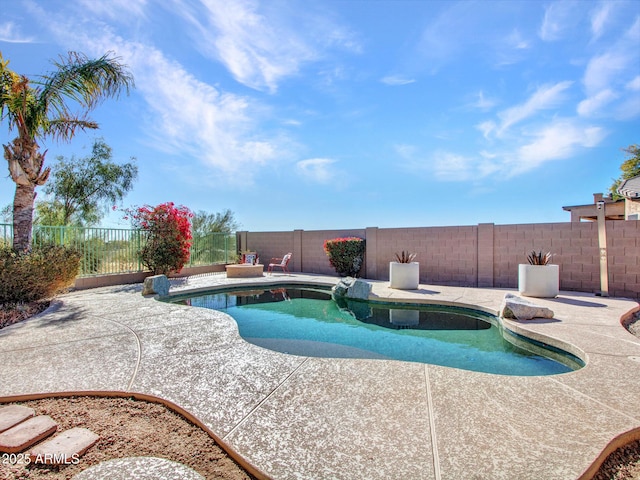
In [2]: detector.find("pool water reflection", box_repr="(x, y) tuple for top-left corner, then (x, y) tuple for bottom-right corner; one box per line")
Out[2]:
(174, 286), (583, 376)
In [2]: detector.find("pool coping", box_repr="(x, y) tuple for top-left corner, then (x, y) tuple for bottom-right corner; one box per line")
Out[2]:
(1, 273), (639, 479)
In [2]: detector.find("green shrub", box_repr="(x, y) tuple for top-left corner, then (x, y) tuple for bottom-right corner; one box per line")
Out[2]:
(323, 237), (366, 277)
(0, 245), (81, 305)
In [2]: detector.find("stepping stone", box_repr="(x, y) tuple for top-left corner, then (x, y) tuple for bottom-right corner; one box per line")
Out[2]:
(0, 415), (57, 453)
(30, 427), (99, 465)
(0, 405), (35, 433)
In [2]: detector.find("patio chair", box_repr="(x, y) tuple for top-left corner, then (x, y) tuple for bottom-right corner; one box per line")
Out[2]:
(268, 253), (292, 275)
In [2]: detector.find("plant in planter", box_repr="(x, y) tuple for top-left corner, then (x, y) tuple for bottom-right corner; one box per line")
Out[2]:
(389, 250), (419, 290)
(518, 250), (559, 298)
(527, 250), (551, 266)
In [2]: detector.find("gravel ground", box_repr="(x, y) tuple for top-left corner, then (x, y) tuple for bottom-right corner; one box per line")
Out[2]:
(0, 396), (252, 480)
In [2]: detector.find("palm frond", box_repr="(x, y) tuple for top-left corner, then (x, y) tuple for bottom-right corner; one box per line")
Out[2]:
(37, 51), (134, 117)
(46, 117), (99, 141)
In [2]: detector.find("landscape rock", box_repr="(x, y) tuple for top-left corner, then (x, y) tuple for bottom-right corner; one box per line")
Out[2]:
(331, 277), (372, 301)
(142, 275), (170, 296)
(501, 293), (555, 321)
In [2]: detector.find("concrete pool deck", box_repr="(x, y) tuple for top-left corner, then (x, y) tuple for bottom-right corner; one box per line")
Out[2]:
(0, 273), (639, 479)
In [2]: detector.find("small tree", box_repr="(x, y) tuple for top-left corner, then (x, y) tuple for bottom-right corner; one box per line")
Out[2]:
(323, 237), (366, 277)
(191, 209), (239, 235)
(128, 202), (193, 275)
(36, 138), (137, 226)
(609, 144), (640, 200)
(0, 51), (134, 251)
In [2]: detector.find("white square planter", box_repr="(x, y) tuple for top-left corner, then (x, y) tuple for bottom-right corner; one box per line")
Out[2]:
(518, 264), (559, 298)
(389, 262), (419, 290)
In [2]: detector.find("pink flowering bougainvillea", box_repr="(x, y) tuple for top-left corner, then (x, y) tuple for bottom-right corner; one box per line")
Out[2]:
(127, 202), (193, 275)
(323, 237), (366, 277)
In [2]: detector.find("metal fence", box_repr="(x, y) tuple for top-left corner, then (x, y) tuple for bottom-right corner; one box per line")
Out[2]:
(0, 224), (236, 277)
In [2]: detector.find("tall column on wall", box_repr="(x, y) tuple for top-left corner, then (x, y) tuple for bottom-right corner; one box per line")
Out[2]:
(365, 227), (378, 279)
(293, 229), (303, 273)
(596, 202), (609, 296)
(236, 231), (248, 255)
(477, 223), (494, 287)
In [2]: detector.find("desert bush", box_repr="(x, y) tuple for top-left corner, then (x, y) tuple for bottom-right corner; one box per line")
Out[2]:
(0, 245), (81, 305)
(323, 237), (366, 277)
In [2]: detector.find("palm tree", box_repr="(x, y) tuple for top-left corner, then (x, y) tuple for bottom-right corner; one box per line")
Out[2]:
(0, 51), (134, 251)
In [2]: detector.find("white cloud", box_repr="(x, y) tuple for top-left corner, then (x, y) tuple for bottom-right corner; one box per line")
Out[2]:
(627, 76), (640, 91)
(432, 152), (474, 181)
(381, 75), (416, 86)
(0, 21), (34, 43)
(615, 96), (640, 120)
(208, 1), (314, 93)
(583, 51), (631, 95)
(394, 144), (418, 159)
(77, 0), (148, 20)
(579, 16), (640, 120)
(396, 145), (474, 181)
(513, 120), (605, 175)
(476, 120), (496, 140)
(496, 81), (573, 135)
(472, 91), (497, 110)
(423, 120), (606, 182)
(628, 15), (640, 41)
(171, 0), (359, 93)
(296, 158), (337, 184)
(492, 28), (532, 67)
(590, 3), (612, 41)
(506, 28), (529, 50)
(24, 3), (292, 182)
(539, 1), (575, 41)
(577, 89), (618, 117)
(132, 48), (284, 177)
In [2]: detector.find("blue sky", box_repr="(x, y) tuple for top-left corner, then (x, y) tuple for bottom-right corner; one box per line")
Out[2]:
(1, 0), (639, 231)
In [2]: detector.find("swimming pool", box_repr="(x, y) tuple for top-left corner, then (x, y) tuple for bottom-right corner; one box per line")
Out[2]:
(171, 285), (583, 376)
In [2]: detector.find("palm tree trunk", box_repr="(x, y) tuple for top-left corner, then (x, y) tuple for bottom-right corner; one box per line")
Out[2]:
(13, 183), (35, 251)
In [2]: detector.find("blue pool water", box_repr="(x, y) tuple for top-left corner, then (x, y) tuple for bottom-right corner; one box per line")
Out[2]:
(174, 286), (583, 376)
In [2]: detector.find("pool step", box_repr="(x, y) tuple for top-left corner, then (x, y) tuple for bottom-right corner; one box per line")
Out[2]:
(0, 405), (35, 433)
(30, 427), (100, 464)
(0, 415), (58, 453)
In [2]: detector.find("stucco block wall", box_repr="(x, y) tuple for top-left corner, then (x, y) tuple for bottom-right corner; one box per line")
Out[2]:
(240, 229), (366, 274)
(607, 220), (639, 298)
(373, 226), (478, 286)
(493, 222), (600, 292)
(241, 220), (640, 298)
(242, 231), (294, 269)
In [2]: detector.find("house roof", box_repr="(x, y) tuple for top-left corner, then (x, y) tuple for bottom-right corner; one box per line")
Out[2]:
(562, 197), (623, 211)
(617, 175), (640, 199)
